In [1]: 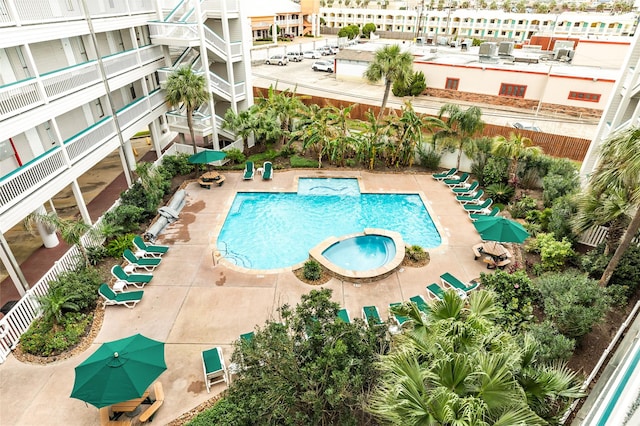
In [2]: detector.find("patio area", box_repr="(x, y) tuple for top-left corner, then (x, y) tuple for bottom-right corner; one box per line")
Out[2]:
(0, 169), (488, 425)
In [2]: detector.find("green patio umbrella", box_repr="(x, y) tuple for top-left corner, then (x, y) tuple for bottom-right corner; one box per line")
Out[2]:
(188, 149), (227, 165)
(70, 334), (166, 408)
(473, 215), (529, 244)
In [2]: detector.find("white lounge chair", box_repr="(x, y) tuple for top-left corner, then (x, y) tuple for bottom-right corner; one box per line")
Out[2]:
(202, 347), (228, 392)
(98, 284), (143, 308)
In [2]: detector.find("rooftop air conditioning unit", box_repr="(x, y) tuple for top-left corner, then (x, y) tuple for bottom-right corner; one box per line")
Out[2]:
(498, 41), (514, 56)
(479, 42), (498, 57)
(556, 48), (573, 61)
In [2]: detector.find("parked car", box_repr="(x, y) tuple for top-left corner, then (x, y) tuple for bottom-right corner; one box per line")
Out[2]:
(280, 33), (294, 41)
(512, 122), (541, 132)
(312, 60), (334, 73)
(303, 50), (322, 59)
(265, 55), (288, 66)
(319, 46), (335, 56)
(286, 51), (303, 62)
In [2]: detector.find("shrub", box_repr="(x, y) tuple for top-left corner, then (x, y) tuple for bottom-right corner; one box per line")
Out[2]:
(581, 244), (640, 296)
(392, 71), (426, 97)
(525, 321), (576, 363)
(102, 204), (146, 233)
(303, 260), (322, 281)
(20, 312), (91, 356)
(481, 157), (508, 186)
(509, 195), (538, 219)
(160, 153), (195, 176)
(248, 149), (279, 163)
(547, 195), (579, 243)
(188, 398), (249, 425)
(534, 271), (610, 338)
(526, 208), (552, 231)
(480, 270), (537, 331)
(86, 245), (108, 266)
(542, 173), (579, 207)
(224, 148), (245, 165)
(290, 155), (319, 168)
(405, 245), (428, 262)
(527, 233), (574, 272)
(49, 268), (103, 312)
(485, 183), (514, 204)
(105, 233), (135, 258)
(417, 144), (441, 170)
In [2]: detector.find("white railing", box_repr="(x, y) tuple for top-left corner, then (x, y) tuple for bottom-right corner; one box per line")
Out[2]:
(0, 79), (43, 120)
(579, 225), (640, 248)
(0, 198), (120, 363)
(41, 61), (101, 100)
(65, 119), (117, 164)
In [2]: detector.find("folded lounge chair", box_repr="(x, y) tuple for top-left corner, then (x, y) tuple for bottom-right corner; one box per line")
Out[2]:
(262, 161), (273, 180)
(432, 167), (457, 180)
(240, 331), (255, 343)
(440, 272), (480, 293)
(469, 206), (500, 221)
(202, 347), (228, 392)
(451, 180), (479, 195)
(409, 295), (430, 314)
(463, 198), (493, 212)
(426, 283), (446, 300)
(111, 265), (153, 288)
(389, 302), (409, 325)
(133, 235), (169, 257)
(362, 305), (382, 327)
(444, 172), (469, 187)
(456, 189), (484, 204)
(98, 284), (144, 308)
(123, 249), (161, 272)
(337, 308), (351, 324)
(243, 161), (255, 180)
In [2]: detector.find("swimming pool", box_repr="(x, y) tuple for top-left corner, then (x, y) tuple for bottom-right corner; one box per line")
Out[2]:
(322, 235), (396, 271)
(217, 178), (441, 270)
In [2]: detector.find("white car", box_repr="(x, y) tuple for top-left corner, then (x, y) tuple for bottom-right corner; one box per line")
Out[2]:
(265, 55), (288, 66)
(312, 60), (334, 73)
(303, 50), (322, 59)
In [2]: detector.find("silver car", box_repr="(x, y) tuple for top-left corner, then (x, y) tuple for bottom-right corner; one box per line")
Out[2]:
(312, 60), (334, 73)
(265, 55), (288, 66)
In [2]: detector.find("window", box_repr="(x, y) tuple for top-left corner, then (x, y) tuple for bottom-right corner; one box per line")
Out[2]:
(445, 78), (459, 90)
(568, 91), (601, 102)
(499, 83), (526, 98)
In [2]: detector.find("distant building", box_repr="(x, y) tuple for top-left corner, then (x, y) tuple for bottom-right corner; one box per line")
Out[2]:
(246, 0), (321, 40)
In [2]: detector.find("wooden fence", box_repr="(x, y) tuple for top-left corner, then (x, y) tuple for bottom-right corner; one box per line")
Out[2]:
(253, 88), (592, 162)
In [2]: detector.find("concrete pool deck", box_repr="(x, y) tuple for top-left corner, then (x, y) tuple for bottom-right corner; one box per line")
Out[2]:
(0, 169), (488, 425)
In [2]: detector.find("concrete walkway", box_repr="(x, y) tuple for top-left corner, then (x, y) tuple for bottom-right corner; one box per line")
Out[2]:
(0, 170), (488, 425)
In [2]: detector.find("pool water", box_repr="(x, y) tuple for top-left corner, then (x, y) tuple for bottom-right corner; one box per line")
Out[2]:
(322, 235), (396, 271)
(217, 178), (441, 269)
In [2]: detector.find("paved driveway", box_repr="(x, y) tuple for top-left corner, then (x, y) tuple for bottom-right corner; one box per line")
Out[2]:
(0, 170), (488, 425)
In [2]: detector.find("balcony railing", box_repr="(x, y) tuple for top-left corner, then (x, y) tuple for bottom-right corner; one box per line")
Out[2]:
(0, 45), (163, 121)
(149, 22), (241, 59)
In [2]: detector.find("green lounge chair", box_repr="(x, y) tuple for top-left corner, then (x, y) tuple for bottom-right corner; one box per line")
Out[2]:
(243, 161), (255, 180)
(240, 331), (255, 342)
(337, 308), (351, 324)
(426, 283), (446, 300)
(123, 249), (162, 272)
(389, 302), (409, 325)
(409, 295), (430, 314)
(202, 347), (228, 392)
(463, 198), (493, 211)
(451, 180), (479, 194)
(262, 161), (273, 180)
(444, 172), (469, 187)
(469, 206), (500, 221)
(133, 235), (168, 257)
(456, 189), (484, 204)
(111, 265), (153, 288)
(98, 284), (144, 308)
(362, 305), (382, 327)
(432, 167), (457, 180)
(440, 272), (480, 293)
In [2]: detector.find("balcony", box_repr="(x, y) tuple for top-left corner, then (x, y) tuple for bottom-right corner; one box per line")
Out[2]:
(0, 90), (167, 232)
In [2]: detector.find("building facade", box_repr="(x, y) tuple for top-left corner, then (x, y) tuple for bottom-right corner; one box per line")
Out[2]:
(0, 0), (251, 295)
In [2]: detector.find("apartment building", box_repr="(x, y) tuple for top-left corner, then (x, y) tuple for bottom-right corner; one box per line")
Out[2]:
(321, 7), (637, 41)
(247, 0), (322, 40)
(0, 0), (251, 296)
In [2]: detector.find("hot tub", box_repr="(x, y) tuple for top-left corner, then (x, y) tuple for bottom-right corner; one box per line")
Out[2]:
(309, 229), (405, 282)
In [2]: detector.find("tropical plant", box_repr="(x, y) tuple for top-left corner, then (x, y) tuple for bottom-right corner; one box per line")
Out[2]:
(482, 156), (509, 186)
(293, 103), (332, 168)
(582, 244), (640, 297)
(37, 286), (81, 329)
(254, 86), (306, 146)
(492, 133), (543, 191)
(480, 270), (537, 331)
(510, 195), (539, 219)
(362, 22), (376, 38)
(525, 320), (576, 363)
(303, 260), (322, 281)
(547, 194), (579, 243)
(222, 109), (257, 152)
(485, 182), (515, 204)
(105, 233), (136, 258)
(434, 104), (485, 170)
(48, 268), (103, 312)
(405, 245), (428, 262)
(527, 233), (575, 272)
(417, 143), (441, 169)
(164, 67), (210, 153)
(363, 44), (414, 118)
(392, 70), (427, 97)
(542, 172), (579, 207)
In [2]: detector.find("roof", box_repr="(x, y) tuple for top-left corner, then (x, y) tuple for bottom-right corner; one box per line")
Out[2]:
(336, 49), (374, 62)
(244, 0), (301, 17)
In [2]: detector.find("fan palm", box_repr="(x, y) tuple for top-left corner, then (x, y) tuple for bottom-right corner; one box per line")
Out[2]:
(363, 44), (414, 118)
(434, 104), (485, 170)
(164, 67), (210, 153)
(223, 108), (257, 152)
(492, 132), (543, 190)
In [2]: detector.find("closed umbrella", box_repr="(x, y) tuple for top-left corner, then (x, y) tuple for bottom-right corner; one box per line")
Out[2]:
(473, 216), (529, 244)
(71, 334), (166, 408)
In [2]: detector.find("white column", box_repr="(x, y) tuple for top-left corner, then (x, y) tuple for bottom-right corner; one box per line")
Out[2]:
(0, 232), (28, 296)
(121, 139), (136, 173)
(71, 180), (92, 226)
(149, 120), (163, 155)
(35, 206), (59, 248)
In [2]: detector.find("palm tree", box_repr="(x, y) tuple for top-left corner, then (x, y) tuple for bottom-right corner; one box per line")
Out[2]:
(293, 104), (332, 168)
(434, 104), (485, 170)
(363, 44), (414, 118)
(223, 108), (257, 152)
(164, 67), (210, 153)
(582, 126), (640, 286)
(254, 86), (306, 146)
(492, 132), (543, 191)
(37, 286), (80, 330)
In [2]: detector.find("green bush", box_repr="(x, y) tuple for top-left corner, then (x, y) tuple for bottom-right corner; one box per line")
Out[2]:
(485, 183), (514, 204)
(480, 270), (537, 331)
(160, 153), (196, 176)
(526, 208), (552, 231)
(405, 245), (428, 262)
(481, 157), (508, 186)
(290, 155), (319, 168)
(535, 271), (610, 338)
(102, 204), (146, 233)
(187, 398), (249, 425)
(223, 148), (245, 165)
(509, 195), (538, 219)
(547, 195), (579, 243)
(525, 320), (576, 363)
(581, 244), (640, 296)
(542, 173), (579, 207)
(248, 149), (279, 163)
(303, 260), (322, 281)
(86, 245), (108, 266)
(105, 233), (135, 258)
(49, 268), (103, 312)
(417, 144), (441, 170)
(392, 71), (426, 97)
(20, 312), (91, 356)
(527, 233), (575, 272)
